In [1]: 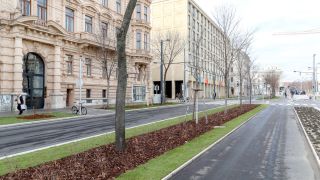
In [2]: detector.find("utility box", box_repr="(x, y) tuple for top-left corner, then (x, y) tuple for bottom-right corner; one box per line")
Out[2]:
(153, 94), (161, 104)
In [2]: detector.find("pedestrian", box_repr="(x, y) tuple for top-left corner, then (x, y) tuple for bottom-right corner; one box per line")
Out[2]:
(213, 92), (217, 100)
(284, 92), (287, 98)
(16, 93), (26, 115)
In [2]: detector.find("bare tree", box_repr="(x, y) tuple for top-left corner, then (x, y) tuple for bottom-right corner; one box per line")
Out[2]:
(245, 58), (258, 104)
(95, 20), (117, 108)
(152, 31), (185, 100)
(263, 69), (281, 98)
(213, 6), (252, 113)
(115, 0), (137, 151)
(235, 49), (252, 105)
(188, 28), (205, 123)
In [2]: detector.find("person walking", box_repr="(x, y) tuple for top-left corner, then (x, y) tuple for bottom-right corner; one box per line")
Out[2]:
(16, 93), (26, 115)
(213, 91), (217, 100)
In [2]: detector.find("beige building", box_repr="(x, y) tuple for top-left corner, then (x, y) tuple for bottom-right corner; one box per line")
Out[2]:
(0, 0), (152, 111)
(151, 0), (226, 99)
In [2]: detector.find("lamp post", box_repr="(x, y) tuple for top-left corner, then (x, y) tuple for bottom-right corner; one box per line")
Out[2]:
(160, 39), (170, 104)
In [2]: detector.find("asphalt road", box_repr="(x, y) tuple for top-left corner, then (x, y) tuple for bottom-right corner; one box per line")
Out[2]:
(0, 103), (221, 158)
(170, 105), (320, 180)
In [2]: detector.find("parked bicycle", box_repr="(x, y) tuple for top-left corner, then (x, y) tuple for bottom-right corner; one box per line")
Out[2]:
(178, 97), (190, 103)
(71, 103), (87, 115)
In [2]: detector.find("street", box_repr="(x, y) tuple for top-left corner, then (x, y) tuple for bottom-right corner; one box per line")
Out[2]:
(0, 103), (221, 158)
(170, 100), (320, 180)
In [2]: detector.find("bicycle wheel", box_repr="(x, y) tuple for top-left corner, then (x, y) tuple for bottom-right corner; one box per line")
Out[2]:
(81, 107), (87, 115)
(71, 106), (78, 114)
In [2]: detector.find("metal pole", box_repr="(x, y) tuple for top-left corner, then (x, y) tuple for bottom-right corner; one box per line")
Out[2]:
(300, 72), (302, 91)
(313, 54), (316, 100)
(184, 50), (187, 97)
(79, 56), (82, 114)
(160, 40), (164, 104)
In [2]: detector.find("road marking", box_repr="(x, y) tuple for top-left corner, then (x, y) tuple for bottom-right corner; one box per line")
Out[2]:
(0, 106), (223, 160)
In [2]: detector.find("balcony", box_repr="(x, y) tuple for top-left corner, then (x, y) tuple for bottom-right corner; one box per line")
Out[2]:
(79, 32), (116, 49)
(133, 19), (151, 29)
(134, 49), (151, 57)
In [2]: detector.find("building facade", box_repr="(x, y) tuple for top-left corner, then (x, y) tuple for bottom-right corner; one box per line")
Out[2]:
(151, 0), (226, 99)
(0, 0), (152, 111)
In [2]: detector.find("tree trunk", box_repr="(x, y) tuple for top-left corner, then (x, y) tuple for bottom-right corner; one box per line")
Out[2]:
(239, 79), (243, 106)
(163, 69), (169, 102)
(115, 0), (137, 152)
(106, 79), (110, 108)
(249, 80), (252, 104)
(224, 76), (228, 114)
(192, 90), (197, 121)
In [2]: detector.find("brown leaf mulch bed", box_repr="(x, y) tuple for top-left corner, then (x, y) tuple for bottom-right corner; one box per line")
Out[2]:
(295, 106), (320, 156)
(17, 114), (55, 120)
(1, 104), (258, 180)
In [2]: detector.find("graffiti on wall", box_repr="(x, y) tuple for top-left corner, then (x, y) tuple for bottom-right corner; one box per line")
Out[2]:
(0, 95), (12, 112)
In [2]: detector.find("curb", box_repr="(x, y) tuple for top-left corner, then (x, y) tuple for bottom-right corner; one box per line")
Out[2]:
(162, 105), (266, 180)
(293, 107), (320, 169)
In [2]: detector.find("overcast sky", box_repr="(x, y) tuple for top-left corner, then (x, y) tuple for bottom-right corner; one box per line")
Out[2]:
(196, 0), (320, 82)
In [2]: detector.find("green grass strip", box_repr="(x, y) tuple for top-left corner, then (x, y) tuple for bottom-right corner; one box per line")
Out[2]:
(0, 105), (236, 176)
(0, 112), (75, 126)
(117, 104), (268, 180)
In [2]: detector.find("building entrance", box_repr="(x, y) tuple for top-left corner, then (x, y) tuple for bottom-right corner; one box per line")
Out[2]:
(22, 53), (45, 109)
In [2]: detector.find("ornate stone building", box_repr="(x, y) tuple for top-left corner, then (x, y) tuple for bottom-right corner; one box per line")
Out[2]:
(0, 0), (152, 111)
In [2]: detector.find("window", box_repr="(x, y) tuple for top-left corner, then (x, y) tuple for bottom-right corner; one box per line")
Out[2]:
(136, 4), (141, 20)
(101, 22), (108, 38)
(20, 0), (31, 16)
(85, 15), (92, 33)
(133, 86), (146, 102)
(102, 89), (107, 102)
(144, 33), (149, 51)
(86, 89), (92, 103)
(102, 0), (108, 7)
(136, 31), (141, 49)
(144, 6), (148, 21)
(116, 0), (121, 13)
(85, 58), (91, 76)
(66, 55), (73, 75)
(37, 0), (47, 21)
(65, 8), (74, 32)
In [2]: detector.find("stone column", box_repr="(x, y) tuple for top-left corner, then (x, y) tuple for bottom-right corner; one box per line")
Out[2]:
(50, 44), (64, 109)
(13, 36), (23, 94)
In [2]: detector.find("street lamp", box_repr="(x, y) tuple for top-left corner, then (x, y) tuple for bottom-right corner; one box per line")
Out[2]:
(160, 39), (170, 104)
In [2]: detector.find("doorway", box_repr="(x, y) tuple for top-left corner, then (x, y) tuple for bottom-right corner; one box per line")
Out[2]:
(22, 53), (45, 109)
(66, 89), (73, 107)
